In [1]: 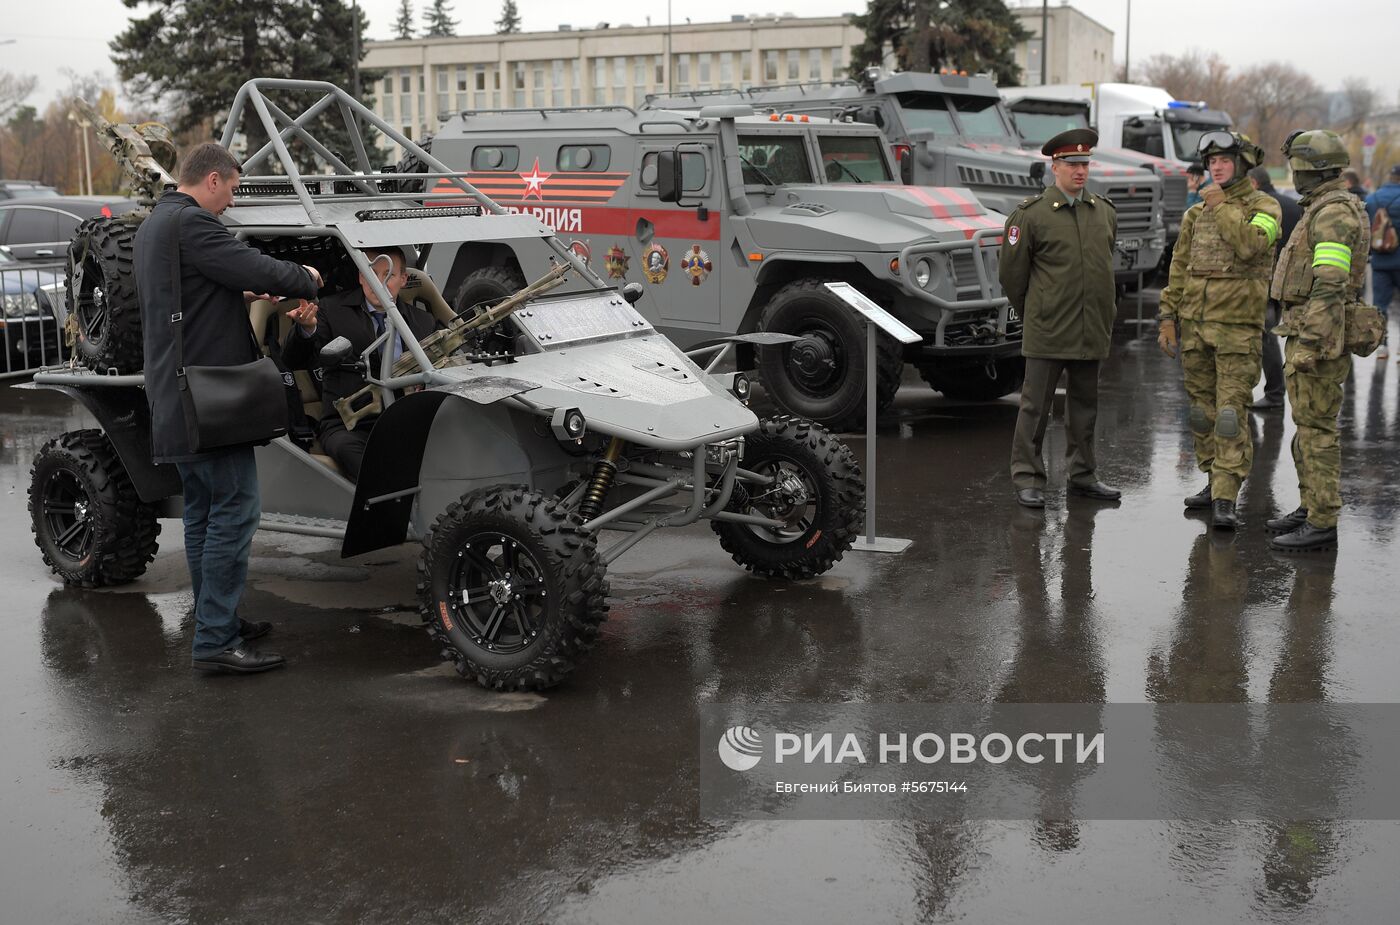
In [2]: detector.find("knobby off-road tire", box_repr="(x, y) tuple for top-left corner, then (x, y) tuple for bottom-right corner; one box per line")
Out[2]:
(29, 429), (160, 587)
(452, 265), (526, 317)
(756, 279), (903, 432)
(417, 486), (609, 691)
(67, 217), (144, 373)
(713, 415), (865, 580)
(393, 134), (434, 194)
(919, 356), (1026, 401)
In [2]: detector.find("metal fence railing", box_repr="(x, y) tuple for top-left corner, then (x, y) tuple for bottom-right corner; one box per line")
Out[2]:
(0, 259), (70, 378)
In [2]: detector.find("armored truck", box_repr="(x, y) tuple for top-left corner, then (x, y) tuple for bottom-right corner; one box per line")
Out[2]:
(646, 70), (1166, 285)
(1001, 87), (1192, 245)
(413, 105), (1020, 431)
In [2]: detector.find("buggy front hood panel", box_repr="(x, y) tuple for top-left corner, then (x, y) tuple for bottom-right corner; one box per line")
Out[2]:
(436, 334), (758, 449)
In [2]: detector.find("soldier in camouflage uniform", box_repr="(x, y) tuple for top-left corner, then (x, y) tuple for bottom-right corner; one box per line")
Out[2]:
(1158, 131), (1282, 530)
(1266, 130), (1369, 552)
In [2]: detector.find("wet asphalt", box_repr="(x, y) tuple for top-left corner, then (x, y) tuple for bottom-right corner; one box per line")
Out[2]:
(2, 295), (1399, 924)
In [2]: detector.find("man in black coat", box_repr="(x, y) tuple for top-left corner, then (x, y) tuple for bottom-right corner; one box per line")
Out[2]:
(1247, 166), (1304, 410)
(135, 142), (321, 674)
(282, 246), (440, 481)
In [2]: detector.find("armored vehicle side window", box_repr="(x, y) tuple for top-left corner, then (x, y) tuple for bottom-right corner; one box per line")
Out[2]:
(1122, 119), (1166, 158)
(895, 93), (956, 136)
(816, 135), (892, 183)
(735, 135), (813, 185)
(950, 97), (1013, 139)
(1010, 109), (1088, 148)
(558, 145), (611, 171)
(640, 151), (706, 191)
(472, 145), (521, 171)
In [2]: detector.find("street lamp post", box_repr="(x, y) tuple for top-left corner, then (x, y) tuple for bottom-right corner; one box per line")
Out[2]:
(67, 109), (93, 196)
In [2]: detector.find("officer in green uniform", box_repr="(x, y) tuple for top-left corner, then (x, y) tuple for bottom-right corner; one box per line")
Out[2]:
(1267, 130), (1369, 552)
(1001, 128), (1121, 509)
(1157, 131), (1282, 530)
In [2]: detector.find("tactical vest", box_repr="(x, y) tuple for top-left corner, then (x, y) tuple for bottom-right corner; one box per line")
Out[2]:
(1187, 187), (1275, 280)
(1271, 187), (1368, 303)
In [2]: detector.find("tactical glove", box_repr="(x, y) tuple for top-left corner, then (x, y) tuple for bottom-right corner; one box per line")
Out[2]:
(1201, 184), (1225, 209)
(1157, 318), (1179, 358)
(1291, 349), (1318, 373)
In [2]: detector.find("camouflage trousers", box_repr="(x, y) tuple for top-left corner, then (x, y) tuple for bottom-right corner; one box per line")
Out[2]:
(1284, 338), (1351, 529)
(1180, 320), (1262, 501)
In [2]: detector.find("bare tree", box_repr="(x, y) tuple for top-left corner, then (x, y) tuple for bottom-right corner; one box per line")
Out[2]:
(0, 70), (39, 121)
(1332, 77), (1376, 136)
(1137, 50), (1241, 116)
(1233, 62), (1325, 164)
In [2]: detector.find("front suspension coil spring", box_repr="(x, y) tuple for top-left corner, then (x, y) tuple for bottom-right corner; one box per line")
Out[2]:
(578, 438), (625, 521)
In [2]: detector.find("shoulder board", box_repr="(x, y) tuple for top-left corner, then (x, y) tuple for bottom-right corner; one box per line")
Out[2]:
(1017, 193), (1044, 209)
(1094, 194), (1116, 209)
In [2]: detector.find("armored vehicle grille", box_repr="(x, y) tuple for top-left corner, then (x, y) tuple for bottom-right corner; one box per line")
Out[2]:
(950, 249), (1000, 301)
(1161, 176), (1187, 226)
(1103, 184), (1156, 235)
(956, 165), (1039, 189)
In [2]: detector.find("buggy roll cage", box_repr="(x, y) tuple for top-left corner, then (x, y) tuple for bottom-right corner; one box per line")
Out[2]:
(216, 78), (607, 400)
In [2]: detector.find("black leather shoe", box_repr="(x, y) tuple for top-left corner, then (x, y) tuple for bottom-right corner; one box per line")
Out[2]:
(239, 619), (272, 641)
(1249, 398), (1284, 411)
(192, 646), (286, 674)
(1268, 523), (1338, 553)
(1183, 483), (1212, 509)
(1016, 488), (1046, 509)
(1211, 499), (1239, 530)
(1265, 506), (1309, 534)
(1068, 481), (1121, 501)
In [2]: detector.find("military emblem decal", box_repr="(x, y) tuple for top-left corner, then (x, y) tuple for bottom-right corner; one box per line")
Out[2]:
(568, 239), (591, 266)
(1008, 226), (1020, 246)
(642, 243), (669, 284)
(604, 244), (630, 280)
(680, 245), (713, 286)
(519, 157), (551, 200)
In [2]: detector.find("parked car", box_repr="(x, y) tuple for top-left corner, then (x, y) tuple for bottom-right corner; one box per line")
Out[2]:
(0, 245), (65, 373)
(0, 180), (60, 200)
(0, 195), (130, 261)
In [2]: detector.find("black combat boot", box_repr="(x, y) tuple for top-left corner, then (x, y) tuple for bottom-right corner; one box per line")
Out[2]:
(1211, 499), (1239, 530)
(1265, 507), (1309, 534)
(1183, 483), (1212, 509)
(1268, 523), (1338, 553)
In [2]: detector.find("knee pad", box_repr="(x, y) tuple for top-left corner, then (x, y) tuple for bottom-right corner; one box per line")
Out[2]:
(1215, 407), (1240, 439)
(1189, 404), (1211, 435)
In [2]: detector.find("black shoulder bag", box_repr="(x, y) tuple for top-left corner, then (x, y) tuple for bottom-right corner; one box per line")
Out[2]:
(168, 209), (291, 453)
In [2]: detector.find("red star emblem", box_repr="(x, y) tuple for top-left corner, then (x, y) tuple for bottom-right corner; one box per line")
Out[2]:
(519, 157), (551, 200)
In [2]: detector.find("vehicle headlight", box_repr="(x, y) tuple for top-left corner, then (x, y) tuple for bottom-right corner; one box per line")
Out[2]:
(914, 259), (933, 288)
(3, 293), (39, 318)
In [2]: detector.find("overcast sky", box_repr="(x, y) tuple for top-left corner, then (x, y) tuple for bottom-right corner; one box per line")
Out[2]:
(5, 0), (1396, 111)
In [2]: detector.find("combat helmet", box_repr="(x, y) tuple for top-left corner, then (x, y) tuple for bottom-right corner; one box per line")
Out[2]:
(1283, 129), (1349, 195)
(1197, 130), (1263, 185)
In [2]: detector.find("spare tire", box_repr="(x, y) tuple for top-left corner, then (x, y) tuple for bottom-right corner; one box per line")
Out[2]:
(67, 216), (144, 373)
(393, 134), (434, 195)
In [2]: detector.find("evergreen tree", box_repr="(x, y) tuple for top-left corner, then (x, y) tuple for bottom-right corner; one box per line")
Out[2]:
(851, 0), (1030, 86)
(393, 0), (415, 40)
(112, 0), (378, 172)
(422, 0), (457, 38)
(495, 0), (521, 34)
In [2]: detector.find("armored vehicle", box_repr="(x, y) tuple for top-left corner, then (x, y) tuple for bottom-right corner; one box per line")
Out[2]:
(23, 79), (865, 691)
(1000, 87), (1192, 246)
(409, 104), (1019, 430)
(646, 69), (1166, 286)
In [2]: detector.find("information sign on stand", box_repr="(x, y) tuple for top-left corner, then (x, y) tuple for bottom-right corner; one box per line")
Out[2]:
(824, 282), (919, 554)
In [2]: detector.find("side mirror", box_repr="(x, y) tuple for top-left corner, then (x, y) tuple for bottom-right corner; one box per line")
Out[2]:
(1029, 161), (1047, 183)
(657, 149), (683, 203)
(621, 282), (643, 304)
(909, 130), (937, 171)
(318, 335), (354, 368)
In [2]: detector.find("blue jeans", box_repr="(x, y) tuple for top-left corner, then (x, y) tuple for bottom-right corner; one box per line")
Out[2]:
(176, 447), (260, 656)
(1373, 266), (1400, 327)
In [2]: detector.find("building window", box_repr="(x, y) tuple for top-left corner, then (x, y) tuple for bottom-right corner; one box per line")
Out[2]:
(809, 49), (822, 80)
(675, 54), (690, 88)
(474, 64), (487, 91)
(400, 69), (411, 93)
(400, 93), (411, 120)
(533, 64), (545, 106)
(383, 76), (393, 97)
(764, 50), (778, 82)
(634, 56), (647, 88)
(786, 50), (799, 80)
(572, 60), (581, 105)
(552, 60), (565, 106)
(698, 52), (712, 86)
(383, 95), (395, 121)
(830, 47), (843, 78)
(456, 66), (467, 92)
(418, 71), (425, 92)
(719, 52), (734, 85)
(655, 55), (665, 86)
(613, 57), (626, 88)
(742, 52), (752, 83)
